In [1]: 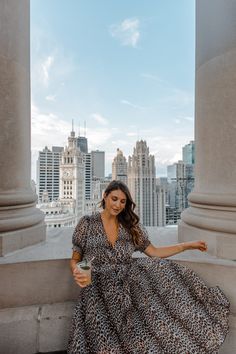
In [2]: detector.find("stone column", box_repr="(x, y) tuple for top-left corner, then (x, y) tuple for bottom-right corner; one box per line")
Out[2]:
(178, 0), (236, 260)
(0, 0), (46, 255)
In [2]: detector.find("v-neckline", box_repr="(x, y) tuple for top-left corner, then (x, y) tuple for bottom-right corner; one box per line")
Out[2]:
(99, 212), (120, 249)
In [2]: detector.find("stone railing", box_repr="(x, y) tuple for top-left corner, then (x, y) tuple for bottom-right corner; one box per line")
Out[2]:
(0, 227), (235, 353)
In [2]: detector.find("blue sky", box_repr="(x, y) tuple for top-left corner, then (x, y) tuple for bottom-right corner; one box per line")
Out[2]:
(31, 0), (195, 179)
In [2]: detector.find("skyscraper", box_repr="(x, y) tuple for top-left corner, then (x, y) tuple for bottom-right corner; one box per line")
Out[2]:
(156, 185), (166, 226)
(59, 129), (85, 220)
(84, 153), (92, 200)
(112, 148), (128, 184)
(76, 136), (88, 154)
(91, 150), (105, 178)
(128, 140), (157, 226)
(182, 140), (195, 164)
(36, 146), (64, 202)
(167, 160), (194, 213)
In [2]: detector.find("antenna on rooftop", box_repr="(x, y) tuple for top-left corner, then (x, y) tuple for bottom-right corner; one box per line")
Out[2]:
(84, 121), (86, 137)
(78, 122), (81, 137)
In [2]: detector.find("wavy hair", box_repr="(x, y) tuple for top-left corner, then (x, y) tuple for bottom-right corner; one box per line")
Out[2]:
(100, 180), (141, 246)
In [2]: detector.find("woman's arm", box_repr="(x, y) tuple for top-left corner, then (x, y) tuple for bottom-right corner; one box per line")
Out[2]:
(144, 240), (207, 258)
(70, 251), (91, 288)
(70, 251), (81, 273)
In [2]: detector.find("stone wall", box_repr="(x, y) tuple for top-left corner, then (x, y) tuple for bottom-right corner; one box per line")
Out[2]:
(0, 253), (235, 353)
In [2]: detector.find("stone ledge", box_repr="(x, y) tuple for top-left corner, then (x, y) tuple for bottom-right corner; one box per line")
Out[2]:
(0, 259), (80, 309)
(0, 302), (75, 354)
(0, 222), (46, 256)
(0, 303), (235, 354)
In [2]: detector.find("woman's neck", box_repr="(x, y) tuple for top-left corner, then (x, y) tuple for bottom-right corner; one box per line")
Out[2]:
(101, 209), (118, 223)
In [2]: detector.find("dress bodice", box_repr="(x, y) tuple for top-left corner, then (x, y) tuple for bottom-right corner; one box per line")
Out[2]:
(72, 212), (150, 271)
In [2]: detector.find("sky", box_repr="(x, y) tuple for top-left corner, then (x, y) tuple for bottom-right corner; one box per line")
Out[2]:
(30, 0), (195, 180)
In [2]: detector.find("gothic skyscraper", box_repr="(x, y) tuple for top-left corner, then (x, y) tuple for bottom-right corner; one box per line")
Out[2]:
(112, 148), (128, 184)
(128, 140), (157, 226)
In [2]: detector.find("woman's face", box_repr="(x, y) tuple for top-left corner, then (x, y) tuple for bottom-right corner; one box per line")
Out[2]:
(104, 189), (127, 216)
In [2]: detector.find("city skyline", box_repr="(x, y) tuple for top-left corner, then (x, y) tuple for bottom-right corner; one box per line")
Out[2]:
(36, 134), (194, 226)
(31, 0), (195, 180)
(34, 134), (194, 181)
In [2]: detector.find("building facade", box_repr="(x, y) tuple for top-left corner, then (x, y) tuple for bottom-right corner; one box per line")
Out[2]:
(76, 136), (88, 154)
(36, 146), (64, 202)
(167, 160), (195, 216)
(156, 185), (166, 226)
(91, 150), (105, 179)
(83, 153), (92, 200)
(128, 140), (157, 226)
(182, 140), (195, 165)
(37, 191), (76, 228)
(112, 148), (128, 184)
(59, 129), (85, 221)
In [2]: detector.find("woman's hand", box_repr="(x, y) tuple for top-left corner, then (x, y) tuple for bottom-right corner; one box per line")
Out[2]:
(183, 240), (208, 252)
(73, 268), (91, 288)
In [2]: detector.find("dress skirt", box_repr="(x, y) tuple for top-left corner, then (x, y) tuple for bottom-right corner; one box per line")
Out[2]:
(67, 257), (230, 354)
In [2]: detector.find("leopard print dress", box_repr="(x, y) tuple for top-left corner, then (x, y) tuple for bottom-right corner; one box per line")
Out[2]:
(67, 212), (230, 354)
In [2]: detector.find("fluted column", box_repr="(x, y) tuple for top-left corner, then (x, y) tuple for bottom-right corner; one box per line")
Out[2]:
(178, 0), (236, 260)
(0, 0), (46, 255)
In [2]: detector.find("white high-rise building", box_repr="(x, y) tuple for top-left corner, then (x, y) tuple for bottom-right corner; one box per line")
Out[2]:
(84, 153), (92, 200)
(59, 129), (85, 221)
(112, 148), (128, 184)
(91, 150), (105, 178)
(36, 146), (64, 202)
(128, 140), (157, 226)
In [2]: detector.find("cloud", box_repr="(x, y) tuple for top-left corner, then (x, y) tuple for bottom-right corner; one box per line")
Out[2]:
(126, 132), (137, 137)
(183, 116), (194, 122)
(31, 102), (69, 151)
(141, 74), (194, 110)
(91, 113), (109, 125)
(46, 94), (56, 101)
(141, 73), (166, 83)
(41, 56), (54, 86)
(31, 104), (114, 179)
(31, 101), (194, 180)
(31, 102), (71, 181)
(110, 18), (140, 47)
(111, 139), (129, 146)
(159, 89), (194, 107)
(174, 119), (181, 124)
(121, 99), (148, 110)
(31, 45), (76, 92)
(146, 134), (194, 166)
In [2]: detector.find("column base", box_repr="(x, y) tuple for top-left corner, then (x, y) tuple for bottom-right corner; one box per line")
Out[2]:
(178, 220), (236, 260)
(0, 222), (46, 256)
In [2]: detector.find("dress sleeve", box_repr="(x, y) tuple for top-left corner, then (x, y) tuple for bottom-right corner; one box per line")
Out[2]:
(72, 215), (90, 255)
(135, 223), (151, 253)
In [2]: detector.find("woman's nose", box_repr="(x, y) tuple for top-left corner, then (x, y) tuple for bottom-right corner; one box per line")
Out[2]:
(115, 200), (121, 208)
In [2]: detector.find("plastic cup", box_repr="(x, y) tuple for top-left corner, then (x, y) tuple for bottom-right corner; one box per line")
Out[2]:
(76, 260), (92, 285)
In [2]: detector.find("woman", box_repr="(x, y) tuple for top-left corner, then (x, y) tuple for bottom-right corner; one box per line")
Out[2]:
(67, 180), (230, 354)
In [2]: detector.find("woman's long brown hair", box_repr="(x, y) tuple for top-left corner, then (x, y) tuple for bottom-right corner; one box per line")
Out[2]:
(100, 180), (141, 246)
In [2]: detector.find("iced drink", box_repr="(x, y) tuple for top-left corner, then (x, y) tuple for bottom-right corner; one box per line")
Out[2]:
(76, 259), (92, 285)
